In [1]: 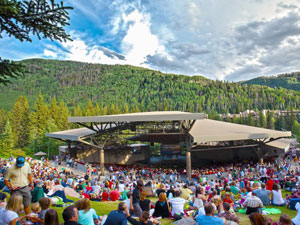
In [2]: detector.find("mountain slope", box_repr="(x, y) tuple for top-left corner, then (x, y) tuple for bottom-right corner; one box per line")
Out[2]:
(1, 58), (300, 114)
(242, 72), (300, 91)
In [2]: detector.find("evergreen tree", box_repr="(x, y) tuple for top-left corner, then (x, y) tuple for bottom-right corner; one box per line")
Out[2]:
(0, 120), (14, 157)
(292, 120), (300, 138)
(266, 111), (275, 129)
(123, 104), (129, 114)
(0, 108), (5, 133)
(10, 96), (31, 147)
(259, 111), (267, 128)
(49, 97), (59, 124)
(247, 113), (255, 126)
(0, 0), (73, 84)
(31, 92), (49, 137)
(57, 101), (69, 129)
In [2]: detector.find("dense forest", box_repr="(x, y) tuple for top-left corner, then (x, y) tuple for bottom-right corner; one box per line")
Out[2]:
(1, 58), (300, 158)
(243, 72), (300, 91)
(1, 59), (300, 114)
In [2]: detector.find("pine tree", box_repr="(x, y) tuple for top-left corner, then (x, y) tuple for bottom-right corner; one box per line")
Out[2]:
(123, 104), (129, 114)
(0, 0), (73, 84)
(109, 104), (115, 115)
(266, 111), (275, 129)
(10, 96), (31, 148)
(31, 92), (49, 137)
(259, 111), (267, 128)
(0, 109), (6, 134)
(0, 120), (14, 157)
(49, 97), (59, 125)
(57, 101), (69, 130)
(292, 120), (300, 138)
(86, 100), (94, 116)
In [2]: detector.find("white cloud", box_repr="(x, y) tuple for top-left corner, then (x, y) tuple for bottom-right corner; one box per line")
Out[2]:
(41, 0), (300, 81)
(121, 9), (170, 66)
(44, 49), (57, 58)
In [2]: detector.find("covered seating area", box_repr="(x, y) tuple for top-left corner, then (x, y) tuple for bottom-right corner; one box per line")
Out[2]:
(47, 111), (291, 180)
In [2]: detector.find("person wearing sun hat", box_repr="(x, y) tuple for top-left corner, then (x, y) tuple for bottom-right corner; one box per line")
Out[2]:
(4, 156), (33, 215)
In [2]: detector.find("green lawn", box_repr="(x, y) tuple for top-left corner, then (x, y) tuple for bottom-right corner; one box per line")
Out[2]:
(51, 195), (297, 225)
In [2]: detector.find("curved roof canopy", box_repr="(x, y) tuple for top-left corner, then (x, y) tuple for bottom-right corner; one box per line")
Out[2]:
(68, 111), (204, 123)
(190, 119), (291, 143)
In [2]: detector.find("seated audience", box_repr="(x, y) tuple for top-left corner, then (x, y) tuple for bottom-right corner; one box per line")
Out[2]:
(218, 202), (239, 224)
(44, 208), (59, 225)
(153, 192), (170, 218)
(63, 205), (80, 225)
(253, 183), (271, 206)
(0, 194), (27, 225)
(139, 191), (151, 212)
(248, 212), (266, 225)
(243, 192), (263, 215)
(272, 184), (286, 206)
(168, 190), (186, 217)
(104, 202), (128, 225)
(196, 202), (225, 225)
(76, 198), (100, 225)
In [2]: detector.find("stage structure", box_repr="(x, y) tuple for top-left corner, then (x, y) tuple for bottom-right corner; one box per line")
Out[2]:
(47, 111), (292, 180)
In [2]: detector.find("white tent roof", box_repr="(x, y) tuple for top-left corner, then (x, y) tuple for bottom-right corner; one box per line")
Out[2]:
(189, 119), (291, 143)
(34, 151), (47, 156)
(47, 127), (96, 141)
(266, 138), (293, 152)
(48, 118), (291, 144)
(68, 111), (204, 123)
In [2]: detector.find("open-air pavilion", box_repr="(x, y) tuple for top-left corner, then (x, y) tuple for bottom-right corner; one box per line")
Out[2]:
(47, 111), (292, 180)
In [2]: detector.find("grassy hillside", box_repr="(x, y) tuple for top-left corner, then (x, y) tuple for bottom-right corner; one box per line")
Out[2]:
(243, 72), (300, 91)
(1, 58), (300, 113)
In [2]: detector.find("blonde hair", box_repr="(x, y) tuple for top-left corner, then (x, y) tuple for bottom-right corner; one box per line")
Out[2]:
(31, 202), (41, 213)
(6, 194), (23, 213)
(159, 192), (167, 202)
(159, 183), (165, 189)
(140, 191), (147, 201)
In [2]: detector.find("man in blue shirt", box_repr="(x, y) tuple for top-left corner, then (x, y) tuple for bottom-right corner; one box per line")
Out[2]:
(104, 202), (128, 225)
(253, 183), (271, 205)
(196, 203), (225, 225)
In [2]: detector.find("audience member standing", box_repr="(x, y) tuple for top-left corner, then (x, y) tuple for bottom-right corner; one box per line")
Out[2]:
(4, 156), (34, 214)
(130, 180), (144, 217)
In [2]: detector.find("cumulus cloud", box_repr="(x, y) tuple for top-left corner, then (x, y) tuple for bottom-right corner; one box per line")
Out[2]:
(19, 0), (300, 81)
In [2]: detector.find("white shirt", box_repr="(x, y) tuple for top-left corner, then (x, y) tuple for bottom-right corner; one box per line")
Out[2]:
(123, 199), (131, 209)
(293, 202), (300, 225)
(169, 197), (186, 216)
(272, 190), (284, 205)
(0, 208), (18, 225)
(119, 184), (125, 192)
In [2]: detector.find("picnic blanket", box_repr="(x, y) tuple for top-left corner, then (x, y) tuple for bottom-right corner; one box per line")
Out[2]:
(238, 208), (281, 215)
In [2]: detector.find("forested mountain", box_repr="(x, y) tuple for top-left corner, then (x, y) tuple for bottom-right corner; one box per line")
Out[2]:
(1, 58), (300, 158)
(243, 72), (300, 91)
(1, 59), (300, 114)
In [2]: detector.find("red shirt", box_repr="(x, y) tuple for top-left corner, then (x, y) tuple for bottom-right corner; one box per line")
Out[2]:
(266, 179), (274, 191)
(102, 192), (109, 201)
(110, 190), (120, 201)
(223, 198), (234, 205)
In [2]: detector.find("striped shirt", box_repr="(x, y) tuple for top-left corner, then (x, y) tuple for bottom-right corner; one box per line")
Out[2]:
(243, 196), (263, 208)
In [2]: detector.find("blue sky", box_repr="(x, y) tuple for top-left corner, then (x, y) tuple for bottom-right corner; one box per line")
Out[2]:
(1, 0), (300, 81)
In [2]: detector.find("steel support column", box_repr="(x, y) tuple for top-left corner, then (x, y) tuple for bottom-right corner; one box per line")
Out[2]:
(185, 134), (193, 181)
(186, 151), (191, 181)
(100, 149), (105, 175)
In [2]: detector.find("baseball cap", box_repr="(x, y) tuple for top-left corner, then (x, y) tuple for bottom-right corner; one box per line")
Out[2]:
(16, 156), (25, 167)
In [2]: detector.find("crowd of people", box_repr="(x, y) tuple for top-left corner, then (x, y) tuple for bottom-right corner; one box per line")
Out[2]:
(0, 150), (300, 225)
